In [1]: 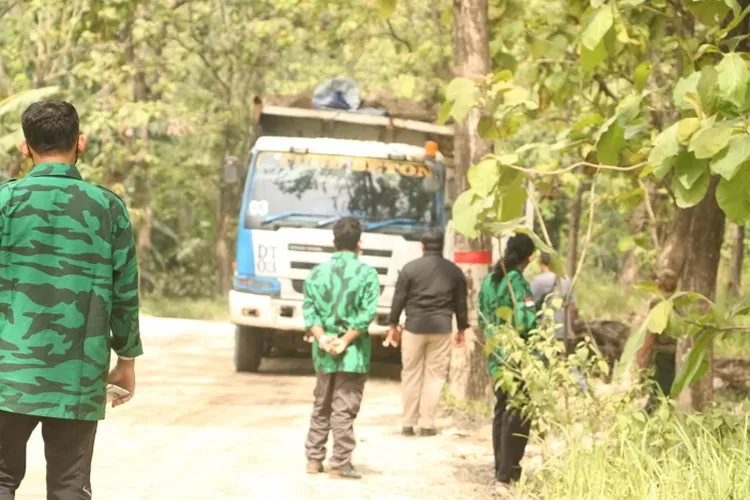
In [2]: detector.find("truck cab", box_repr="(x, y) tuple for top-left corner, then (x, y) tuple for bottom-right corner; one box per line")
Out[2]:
(230, 105), (455, 372)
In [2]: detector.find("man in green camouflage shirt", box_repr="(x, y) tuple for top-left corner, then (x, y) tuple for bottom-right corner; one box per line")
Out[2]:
(0, 101), (142, 499)
(302, 217), (380, 480)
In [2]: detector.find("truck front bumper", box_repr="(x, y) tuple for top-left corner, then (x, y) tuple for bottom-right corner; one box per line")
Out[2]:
(229, 290), (391, 336)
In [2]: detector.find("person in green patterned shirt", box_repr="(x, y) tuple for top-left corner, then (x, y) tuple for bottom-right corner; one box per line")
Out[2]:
(477, 233), (537, 495)
(0, 101), (142, 499)
(302, 217), (379, 480)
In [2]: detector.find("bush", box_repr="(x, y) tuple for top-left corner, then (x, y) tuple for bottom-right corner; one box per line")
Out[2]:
(487, 314), (750, 498)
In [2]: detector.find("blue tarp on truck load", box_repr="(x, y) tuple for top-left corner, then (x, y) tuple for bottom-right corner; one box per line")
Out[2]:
(312, 77), (388, 116)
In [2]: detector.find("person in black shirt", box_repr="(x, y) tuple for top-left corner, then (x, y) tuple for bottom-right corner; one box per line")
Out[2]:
(386, 229), (469, 436)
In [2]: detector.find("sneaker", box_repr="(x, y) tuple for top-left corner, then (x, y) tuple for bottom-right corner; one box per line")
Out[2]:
(402, 426), (415, 436)
(329, 463), (362, 480)
(306, 460), (324, 474)
(419, 428), (437, 437)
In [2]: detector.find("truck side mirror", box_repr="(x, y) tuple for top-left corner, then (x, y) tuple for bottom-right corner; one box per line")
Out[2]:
(223, 155), (241, 184)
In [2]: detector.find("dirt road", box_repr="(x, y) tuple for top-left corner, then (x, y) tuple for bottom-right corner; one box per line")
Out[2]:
(16, 317), (494, 499)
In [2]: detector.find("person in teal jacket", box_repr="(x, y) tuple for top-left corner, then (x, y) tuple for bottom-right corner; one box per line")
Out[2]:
(477, 233), (537, 494)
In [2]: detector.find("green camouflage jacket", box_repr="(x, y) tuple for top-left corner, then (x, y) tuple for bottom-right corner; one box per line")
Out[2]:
(478, 268), (538, 380)
(302, 251), (380, 374)
(0, 163), (143, 421)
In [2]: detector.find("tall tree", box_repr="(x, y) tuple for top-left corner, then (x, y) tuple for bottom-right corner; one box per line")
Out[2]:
(447, 0), (493, 401)
(727, 225), (745, 298)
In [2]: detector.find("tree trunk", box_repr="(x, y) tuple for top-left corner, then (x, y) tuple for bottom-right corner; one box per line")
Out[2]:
(216, 126), (233, 296)
(125, 13), (152, 294)
(619, 183), (657, 286)
(672, 179), (725, 410)
(727, 225), (745, 298)
(448, 0), (492, 402)
(566, 179), (586, 277)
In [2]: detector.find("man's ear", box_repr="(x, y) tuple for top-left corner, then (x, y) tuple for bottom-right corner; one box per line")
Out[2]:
(19, 140), (31, 158)
(76, 134), (87, 155)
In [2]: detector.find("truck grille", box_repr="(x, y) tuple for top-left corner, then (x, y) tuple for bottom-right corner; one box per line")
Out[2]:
(288, 244), (392, 258)
(292, 279), (385, 296)
(290, 261), (388, 276)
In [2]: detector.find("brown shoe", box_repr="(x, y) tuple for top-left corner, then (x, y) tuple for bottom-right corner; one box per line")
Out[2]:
(329, 463), (362, 480)
(306, 460), (324, 474)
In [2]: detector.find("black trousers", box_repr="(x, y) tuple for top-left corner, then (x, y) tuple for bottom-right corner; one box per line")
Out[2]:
(645, 351), (677, 413)
(493, 388), (531, 484)
(0, 411), (97, 500)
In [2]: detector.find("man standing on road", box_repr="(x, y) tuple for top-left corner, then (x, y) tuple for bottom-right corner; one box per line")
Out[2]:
(0, 101), (142, 499)
(302, 217), (380, 480)
(530, 252), (578, 353)
(386, 229), (468, 437)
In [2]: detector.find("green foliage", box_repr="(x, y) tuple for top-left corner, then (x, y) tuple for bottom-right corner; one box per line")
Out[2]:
(0, 0), (451, 297)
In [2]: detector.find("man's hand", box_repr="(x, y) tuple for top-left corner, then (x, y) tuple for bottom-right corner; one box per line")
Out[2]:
(384, 325), (401, 348)
(329, 337), (350, 355)
(107, 358), (136, 408)
(317, 335), (334, 353)
(453, 329), (466, 348)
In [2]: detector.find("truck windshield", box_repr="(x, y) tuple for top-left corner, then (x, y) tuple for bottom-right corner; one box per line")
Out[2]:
(245, 151), (438, 231)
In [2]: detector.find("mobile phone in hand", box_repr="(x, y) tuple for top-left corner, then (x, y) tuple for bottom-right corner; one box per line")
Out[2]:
(106, 384), (130, 403)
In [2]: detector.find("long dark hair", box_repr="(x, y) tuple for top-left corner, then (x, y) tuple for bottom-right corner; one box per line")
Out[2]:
(491, 233), (536, 284)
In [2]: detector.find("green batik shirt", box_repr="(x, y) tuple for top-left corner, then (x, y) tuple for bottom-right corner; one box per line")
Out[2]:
(302, 251), (380, 374)
(0, 163), (143, 421)
(478, 268), (538, 380)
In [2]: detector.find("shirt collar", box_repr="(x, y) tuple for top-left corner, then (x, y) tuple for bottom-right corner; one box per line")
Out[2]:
(27, 162), (82, 180)
(332, 251), (358, 261)
(423, 250), (443, 257)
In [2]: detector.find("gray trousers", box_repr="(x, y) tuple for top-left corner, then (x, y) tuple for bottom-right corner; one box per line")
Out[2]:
(305, 372), (366, 468)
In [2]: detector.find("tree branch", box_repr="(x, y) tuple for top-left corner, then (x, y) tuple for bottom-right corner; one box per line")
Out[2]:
(385, 19), (413, 52)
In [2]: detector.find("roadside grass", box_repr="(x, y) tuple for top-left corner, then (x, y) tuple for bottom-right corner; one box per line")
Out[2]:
(140, 295), (228, 321)
(520, 411), (750, 500)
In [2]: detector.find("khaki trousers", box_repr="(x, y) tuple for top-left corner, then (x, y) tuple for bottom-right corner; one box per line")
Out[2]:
(401, 331), (452, 429)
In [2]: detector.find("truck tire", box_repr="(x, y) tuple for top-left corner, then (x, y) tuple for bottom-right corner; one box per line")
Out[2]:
(234, 326), (264, 372)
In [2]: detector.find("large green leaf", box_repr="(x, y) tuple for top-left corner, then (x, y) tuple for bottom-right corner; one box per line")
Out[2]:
(581, 39), (607, 70)
(445, 77), (478, 122)
(647, 300), (673, 334)
(672, 170), (710, 208)
(674, 150), (708, 190)
(581, 4), (614, 50)
(673, 72), (702, 112)
(688, 126), (735, 159)
(595, 115), (625, 164)
(452, 190), (479, 238)
(677, 118), (701, 145)
(671, 330), (713, 398)
(615, 320), (648, 379)
(716, 163), (750, 223)
(468, 158), (500, 197)
(697, 66), (719, 115)
(648, 123), (680, 177)
(498, 172), (527, 222)
(716, 53), (749, 109)
(710, 134), (750, 180)
(633, 62), (650, 92)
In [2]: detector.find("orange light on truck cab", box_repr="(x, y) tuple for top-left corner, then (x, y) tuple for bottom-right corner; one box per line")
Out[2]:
(425, 141), (438, 157)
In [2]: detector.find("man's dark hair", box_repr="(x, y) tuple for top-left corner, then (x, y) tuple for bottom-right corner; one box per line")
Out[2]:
(333, 217), (362, 251)
(21, 100), (80, 154)
(540, 252), (552, 267)
(421, 229), (444, 252)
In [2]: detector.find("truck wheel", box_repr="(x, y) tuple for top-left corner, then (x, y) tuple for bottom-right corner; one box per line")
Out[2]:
(234, 326), (264, 372)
